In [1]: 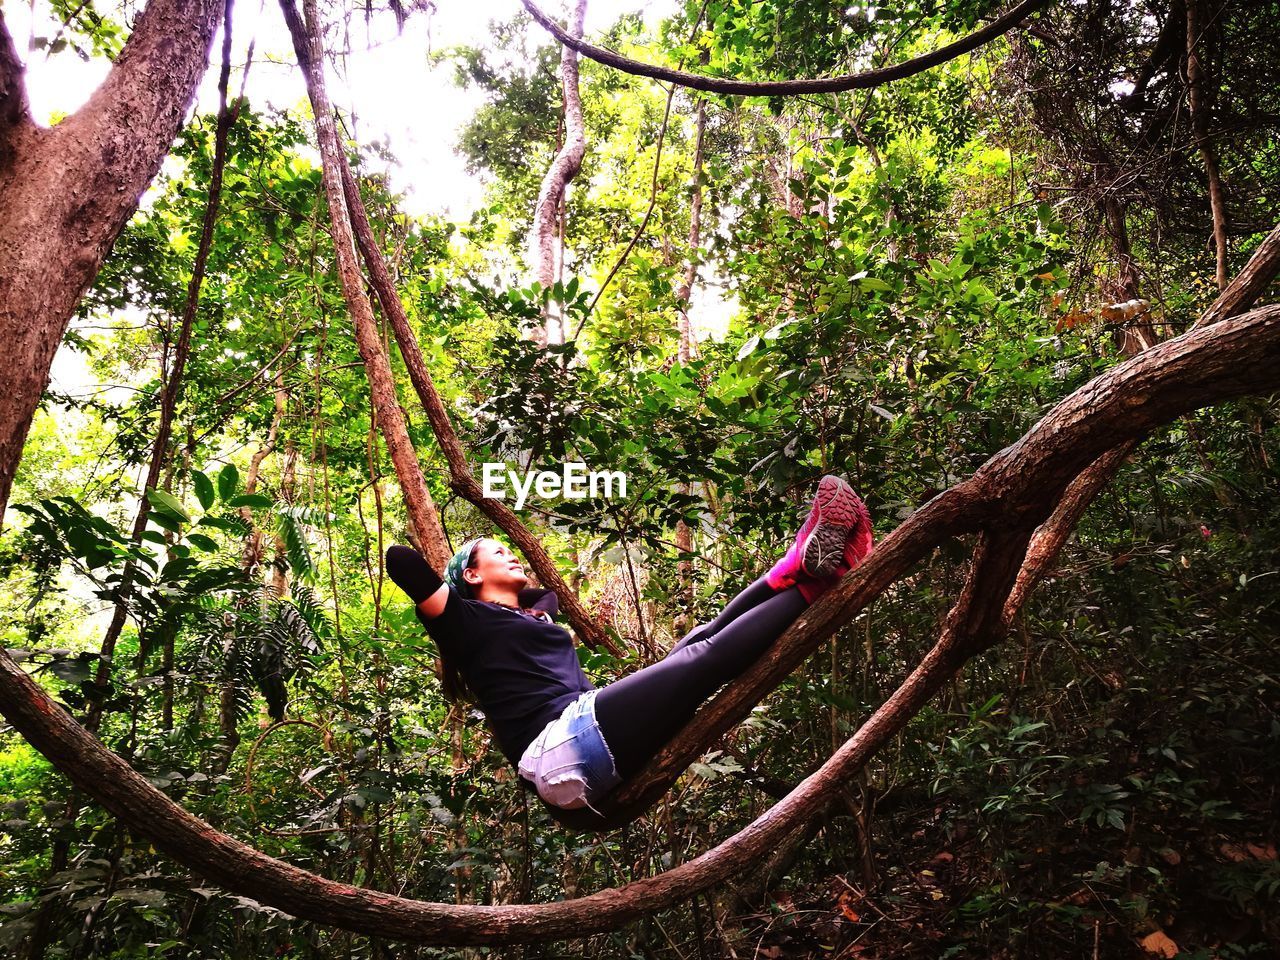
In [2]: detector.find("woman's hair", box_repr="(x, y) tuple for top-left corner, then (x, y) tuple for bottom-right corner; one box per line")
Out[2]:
(444, 537), (486, 600)
(436, 538), (483, 703)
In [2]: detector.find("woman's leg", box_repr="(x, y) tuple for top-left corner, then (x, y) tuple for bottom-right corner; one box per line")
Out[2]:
(666, 575), (779, 655)
(594, 585), (808, 780)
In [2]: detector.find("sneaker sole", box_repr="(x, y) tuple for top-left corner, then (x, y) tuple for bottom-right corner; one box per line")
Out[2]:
(800, 476), (862, 579)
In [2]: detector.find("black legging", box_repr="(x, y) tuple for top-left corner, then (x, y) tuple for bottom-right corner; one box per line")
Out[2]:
(593, 577), (807, 780)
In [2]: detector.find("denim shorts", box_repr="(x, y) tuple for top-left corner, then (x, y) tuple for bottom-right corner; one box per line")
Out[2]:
(518, 689), (621, 815)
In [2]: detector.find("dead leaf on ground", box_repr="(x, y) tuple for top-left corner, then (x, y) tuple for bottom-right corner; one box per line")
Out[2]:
(1140, 929), (1179, 958)
(837, 891), (862, 923)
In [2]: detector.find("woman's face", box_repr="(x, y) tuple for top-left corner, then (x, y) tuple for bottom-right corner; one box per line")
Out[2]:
(462, 539), (528, 596)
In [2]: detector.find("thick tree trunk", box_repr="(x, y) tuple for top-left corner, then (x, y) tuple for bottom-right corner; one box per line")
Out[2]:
(278, 0), (451, 571)
(527, 0), (588, 347)
(0, 0), (223, 524)
(20, 14), (230, 951)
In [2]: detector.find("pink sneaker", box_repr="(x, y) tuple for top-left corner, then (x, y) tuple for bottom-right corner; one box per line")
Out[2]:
(766, 476), (867, 591)
(795, 504), (874, 603)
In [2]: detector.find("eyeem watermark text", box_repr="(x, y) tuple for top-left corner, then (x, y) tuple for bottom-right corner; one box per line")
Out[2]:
(482, 463), (627, 510)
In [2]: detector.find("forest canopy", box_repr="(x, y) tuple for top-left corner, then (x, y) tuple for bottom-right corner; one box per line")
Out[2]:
(0, 0), (1277, 957)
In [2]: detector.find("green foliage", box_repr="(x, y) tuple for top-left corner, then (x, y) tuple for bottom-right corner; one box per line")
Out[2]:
(2, 2), (1279, 957)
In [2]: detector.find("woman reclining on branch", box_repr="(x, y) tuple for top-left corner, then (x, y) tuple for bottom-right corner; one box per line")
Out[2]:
(386, 475), (874, 817)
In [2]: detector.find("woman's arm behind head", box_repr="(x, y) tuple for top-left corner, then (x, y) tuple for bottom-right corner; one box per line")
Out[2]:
(386, 545), (450, 618)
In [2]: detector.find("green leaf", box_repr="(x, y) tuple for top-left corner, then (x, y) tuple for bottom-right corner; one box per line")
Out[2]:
(161, 557), (198, 581)
(148, 510), (182, 534)
(145, 488), (190, 524)
(198, 515), (251, 534)
(217, 463), (240, 501)
(736, 335), (761, 361)
(227, 493), (272, 510)
(191, 471), (215, 510)
(187, 533), (219, 552)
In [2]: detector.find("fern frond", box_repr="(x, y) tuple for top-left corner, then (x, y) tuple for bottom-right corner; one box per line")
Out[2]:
(274, 509), (315, 582)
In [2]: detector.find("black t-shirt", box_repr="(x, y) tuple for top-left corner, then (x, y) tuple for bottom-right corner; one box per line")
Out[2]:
(421, 587), (593, 766)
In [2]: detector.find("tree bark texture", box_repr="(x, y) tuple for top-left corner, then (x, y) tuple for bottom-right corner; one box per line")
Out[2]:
(1, 301), (1278, 943)
(527, 0), (588, 346)
(18, 17), (233, 952)
(278, 0), (451, 571)
(336, 161), (618, 654)
(0, 0), (223, 523)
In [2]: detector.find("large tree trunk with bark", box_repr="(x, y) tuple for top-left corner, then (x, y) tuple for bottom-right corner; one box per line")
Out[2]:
(14, 15), (229, 952)
(0, 0), (223, 524)
(527, 0), (588, 347)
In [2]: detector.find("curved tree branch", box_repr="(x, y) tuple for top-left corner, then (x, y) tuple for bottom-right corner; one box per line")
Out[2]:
(1, 303), (1278, 944)
(519, 0), (1050, 96)
(603, 301), (1280, 819)
(1000, 441), (1134, 625)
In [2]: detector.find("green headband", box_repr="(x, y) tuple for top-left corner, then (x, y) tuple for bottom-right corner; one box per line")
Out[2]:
(445, 538), (485, 598)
